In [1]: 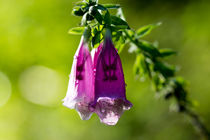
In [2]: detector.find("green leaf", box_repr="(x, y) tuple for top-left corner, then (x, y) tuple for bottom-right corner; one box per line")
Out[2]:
(174, 77), (187, 88)
(87, 0), (98, 4)
(68, 27), (85, 35)
(75, 1), (88, 6)
(91, 32), (101, 48)
(94, 10), (103, 24)
(112, 25), (129, 29)
(159, 49), (177, 57)
(72, 7), (85, 16)
(112, 31), (122, 41)
(91, 27), (98, 36)
(92, 0), (98, 3)
(110, 15), (129, 29)
(116, 44), (125, 54)
(103, 4), (120, 9)
(113, 32), (125, 53)
(104, 11), (111, 25)
(172, 77), (188, 104)
(126, 30), (135, 37)
(86, 14), (94, 21)
(136, 22), (162, 38)
(152, 73), (162, 92)
(133, 54), (141, 76)
(89, 6), (103, 24)
(95, 4), (107, 11)
(133, 54), (147, 79)
(154, 62), (175, 78)
(138, 41), (161, 57)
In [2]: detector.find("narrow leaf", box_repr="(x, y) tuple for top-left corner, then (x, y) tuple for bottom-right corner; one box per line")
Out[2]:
(138, 41), (161, 57)
(96, 4), (107, 11)
(133, 54), (147, 78)
(159, 49), (177, 57)
(72, 7), (85, 16)
(136, 22), (162, 38)
(94, 10), (103, 24)
(91, 32), (101, 48)
(104, 11), (111, 25)
(103, 4), (120, 9)
(68, 27), (85, 35)
(113, 32), (125, 53)
(89, 7), (103, 24)
(154, 62), (175, 78)
(75, 1), (88, 6)
(111, 15), (129, 29)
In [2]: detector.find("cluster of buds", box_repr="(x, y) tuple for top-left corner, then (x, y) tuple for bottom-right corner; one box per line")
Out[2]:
(63, 29), (132, 125)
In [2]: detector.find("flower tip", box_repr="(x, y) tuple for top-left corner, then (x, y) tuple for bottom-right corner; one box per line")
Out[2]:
(63, 99), (93, 120)
(100, 115), (119, 126)
(77, 111), (92, 120)
(62, 99), (75, 109)
(75, 102), (93, 120)
(93, 98), (132, 125)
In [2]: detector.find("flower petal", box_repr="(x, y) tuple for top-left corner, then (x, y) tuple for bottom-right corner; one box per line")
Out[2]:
(63, 36), (94, 120)
(92, 29), (132, 125)
(93, 97), (132, 125)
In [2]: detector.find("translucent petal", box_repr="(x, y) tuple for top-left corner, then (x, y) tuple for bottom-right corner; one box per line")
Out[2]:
(92, 29), (132, 125)
(63, 36), (94, 120)
(94, 97), (132, 125)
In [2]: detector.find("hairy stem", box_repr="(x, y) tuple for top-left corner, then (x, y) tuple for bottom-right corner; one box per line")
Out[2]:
(124, 30), (210, 140)
(184, 108), (210, 139)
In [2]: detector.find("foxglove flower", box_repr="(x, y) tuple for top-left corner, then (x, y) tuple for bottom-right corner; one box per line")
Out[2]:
(63, 36), (94, 120)
(91, 29), (132, 125)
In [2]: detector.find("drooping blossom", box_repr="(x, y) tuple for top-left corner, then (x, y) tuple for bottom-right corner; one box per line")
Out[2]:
(63, 36), (94, 120)
(90, 29), (132, 125)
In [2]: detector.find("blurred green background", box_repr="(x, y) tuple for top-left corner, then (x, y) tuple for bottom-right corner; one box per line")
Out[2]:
(0, 0), (210, 139)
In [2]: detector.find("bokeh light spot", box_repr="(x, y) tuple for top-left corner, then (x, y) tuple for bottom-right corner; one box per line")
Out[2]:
(0, 72), (12, 107)
(19, 65), (66, 106)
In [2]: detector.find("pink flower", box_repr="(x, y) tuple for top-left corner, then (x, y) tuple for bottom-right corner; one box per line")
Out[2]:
(91, 29), (132, 125)
(63, 36), (94, 120)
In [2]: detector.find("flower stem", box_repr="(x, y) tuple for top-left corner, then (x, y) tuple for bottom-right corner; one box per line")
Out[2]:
(184, 108), (210, 139)
(124, 30), (210, 140)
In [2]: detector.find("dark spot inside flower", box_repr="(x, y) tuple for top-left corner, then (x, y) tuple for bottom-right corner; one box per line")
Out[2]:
(103, 74), (109, 81)
(77, 65), (83, 71)
(103, 75), (118, 81)
(103, 65), (109, 71)
(102, 64), (118, 81)
(76, 74), (83, 80)
(110, 75), (117, 80)
(103, 64), (116, 71)
(110, 64), (116, 70)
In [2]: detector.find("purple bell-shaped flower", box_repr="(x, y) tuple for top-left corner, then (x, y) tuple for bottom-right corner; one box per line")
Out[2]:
(91, 29), (132, 125)
(63, 36), (94, 120)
